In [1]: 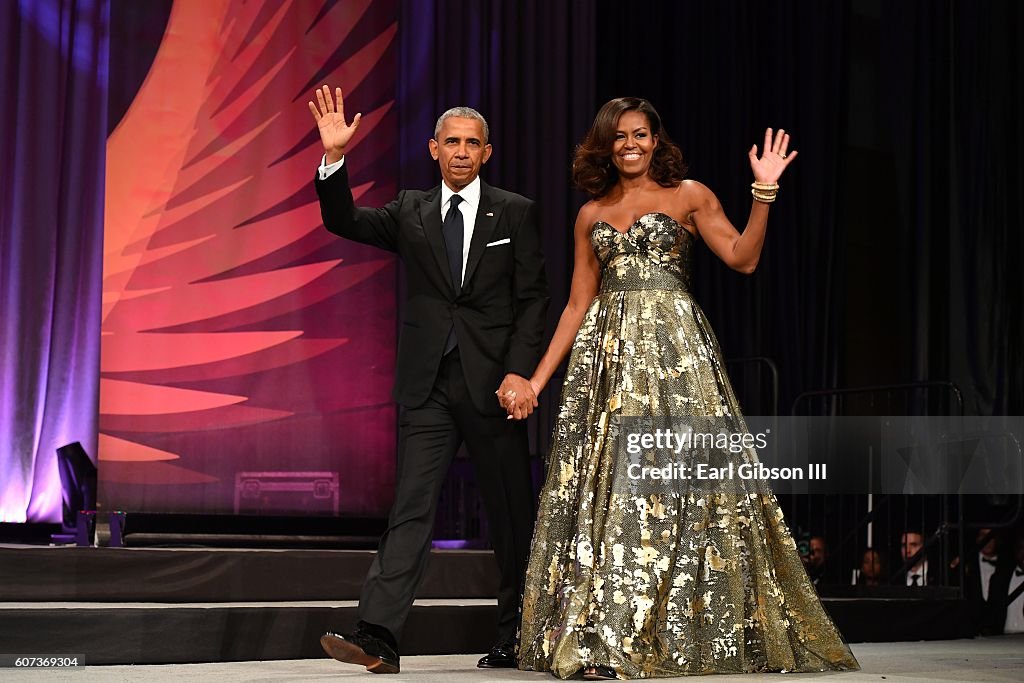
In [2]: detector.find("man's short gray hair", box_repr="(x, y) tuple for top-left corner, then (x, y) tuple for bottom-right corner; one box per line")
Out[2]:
(434, 106), (489, 142)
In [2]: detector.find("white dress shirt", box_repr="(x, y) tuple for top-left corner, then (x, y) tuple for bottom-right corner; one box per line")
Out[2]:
(319, 155), (480, 284)
(906, 559), (929, 586)
(1005, 567), (1024, 633)
(979, 552), (998, 601)
(318, 154), (345, 181)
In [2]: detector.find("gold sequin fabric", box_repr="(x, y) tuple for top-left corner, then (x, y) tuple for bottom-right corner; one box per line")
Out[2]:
(518, 213), (859, 678)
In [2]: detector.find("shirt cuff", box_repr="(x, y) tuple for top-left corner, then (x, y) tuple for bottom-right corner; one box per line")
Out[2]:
(318, 154), (345, 180)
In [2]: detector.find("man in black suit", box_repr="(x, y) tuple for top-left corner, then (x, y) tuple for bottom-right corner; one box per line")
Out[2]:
(987, 532), (1024, 635)
(900, 530), (935, 587)
(308, 86), (549, 673)
(960, 527), (1012, 634)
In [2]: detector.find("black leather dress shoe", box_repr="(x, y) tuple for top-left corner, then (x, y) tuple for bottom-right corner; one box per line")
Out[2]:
(477, 642), (516, 668)
(320, 630), (400, 674)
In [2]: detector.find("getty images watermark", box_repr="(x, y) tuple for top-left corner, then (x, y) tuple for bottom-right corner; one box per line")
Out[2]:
(612, 416), (1024, 495)
(624, 427), (827, 482)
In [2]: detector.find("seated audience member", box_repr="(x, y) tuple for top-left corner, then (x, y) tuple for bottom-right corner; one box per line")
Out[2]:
(989, 532), (1024, 634)
(805, 535), (830, 585)
(900, 530), (934, 587)
(951, 527), (1008, 634)
(963, 527), (1002, 600)
(856, 547), (886, 587)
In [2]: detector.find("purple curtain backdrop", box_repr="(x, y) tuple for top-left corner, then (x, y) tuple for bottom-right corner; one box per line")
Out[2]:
(396, 0), (595, 458)
(0, 0), (107, 522)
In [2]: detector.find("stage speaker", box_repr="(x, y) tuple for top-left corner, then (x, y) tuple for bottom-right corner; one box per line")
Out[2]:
(55, 441), (97, 530)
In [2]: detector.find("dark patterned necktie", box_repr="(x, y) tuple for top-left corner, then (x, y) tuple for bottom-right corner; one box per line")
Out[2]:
(442, 195), (464, 294)
(441, 195), (463, 355)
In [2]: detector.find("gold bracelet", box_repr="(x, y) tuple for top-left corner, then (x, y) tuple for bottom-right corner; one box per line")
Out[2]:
(751, 181), (779, 204)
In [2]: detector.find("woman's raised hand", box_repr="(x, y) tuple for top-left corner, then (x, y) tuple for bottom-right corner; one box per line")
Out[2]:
(308, 85), (361, 164)
(748, 128), (797, 184)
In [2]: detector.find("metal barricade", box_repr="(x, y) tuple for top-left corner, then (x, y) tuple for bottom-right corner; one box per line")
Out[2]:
(788, 382), (967, 594)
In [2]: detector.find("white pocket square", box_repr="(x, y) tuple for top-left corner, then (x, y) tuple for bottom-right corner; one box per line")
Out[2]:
(485, 238), (511, 247)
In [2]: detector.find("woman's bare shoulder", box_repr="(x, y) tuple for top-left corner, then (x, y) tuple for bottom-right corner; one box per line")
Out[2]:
(678, 178), (712, 198)
(677, 179), (720, 210)
(579, 197), (616, 222)
(574, 200), (601, 231)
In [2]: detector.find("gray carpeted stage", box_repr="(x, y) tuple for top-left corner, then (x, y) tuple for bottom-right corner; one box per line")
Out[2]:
(3, 636), (1023, 681)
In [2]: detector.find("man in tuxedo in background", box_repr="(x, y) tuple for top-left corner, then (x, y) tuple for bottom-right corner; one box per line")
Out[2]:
(972, 528), (1001, 601)
(900, 530), (934, 587)
(960, 527), (1012, 634)
(988, 531), (1024, 634)
(309, 86), (549, 673)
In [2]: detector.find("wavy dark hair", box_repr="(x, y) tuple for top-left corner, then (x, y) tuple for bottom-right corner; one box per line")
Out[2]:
(573, 97), (687, 199)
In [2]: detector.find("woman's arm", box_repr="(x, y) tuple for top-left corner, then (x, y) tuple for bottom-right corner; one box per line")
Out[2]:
(500, 204), (601, 418)
(687, 128), (796, 274)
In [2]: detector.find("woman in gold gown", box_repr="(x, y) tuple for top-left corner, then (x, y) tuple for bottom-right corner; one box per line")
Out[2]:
(510, 98), (859, 679)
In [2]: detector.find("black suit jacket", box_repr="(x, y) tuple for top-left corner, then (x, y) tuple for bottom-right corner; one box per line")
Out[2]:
(315, 164), (550, 415)
(984, 561), (1022, 635)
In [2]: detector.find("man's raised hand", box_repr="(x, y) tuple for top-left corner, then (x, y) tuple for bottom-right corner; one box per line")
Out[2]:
(308, 85), (361, 164)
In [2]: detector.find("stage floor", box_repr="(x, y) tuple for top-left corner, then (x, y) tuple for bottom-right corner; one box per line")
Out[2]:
(5, 635), (1022, 682)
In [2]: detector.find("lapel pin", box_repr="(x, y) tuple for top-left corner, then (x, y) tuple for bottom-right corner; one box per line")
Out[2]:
(486, 212), (494, 217)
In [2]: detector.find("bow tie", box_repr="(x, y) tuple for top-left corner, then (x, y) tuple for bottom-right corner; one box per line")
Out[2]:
(1015, 568), (1024, 577)
(981, 556), (998, 566)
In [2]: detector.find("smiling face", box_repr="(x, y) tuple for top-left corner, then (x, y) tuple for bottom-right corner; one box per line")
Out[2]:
(429, 116), (492, 191)
(610, 110), (658, 179)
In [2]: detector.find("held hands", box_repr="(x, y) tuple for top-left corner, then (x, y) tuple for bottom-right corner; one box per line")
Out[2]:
(308, 85), (361, 164)
(748, 128), (797, 185)
(495, 374), (539, 421)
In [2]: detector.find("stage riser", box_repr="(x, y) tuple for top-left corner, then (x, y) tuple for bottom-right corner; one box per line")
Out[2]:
(829, 599), (979, 642)
(0, 544), (984, 666)
(0, 547), (498, 602)
(0, 605), (497, 665)
(0, 600), (979, 665)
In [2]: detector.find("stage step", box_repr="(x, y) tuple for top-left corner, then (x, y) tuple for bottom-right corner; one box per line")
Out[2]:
(0, 597), (980, 665)
(0, 600), (498, 665)
(0, 545), (498, 602)
(0, 543), (982, 665)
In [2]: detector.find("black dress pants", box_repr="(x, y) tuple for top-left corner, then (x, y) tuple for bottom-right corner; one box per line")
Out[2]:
(358, 349), (535, 646)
